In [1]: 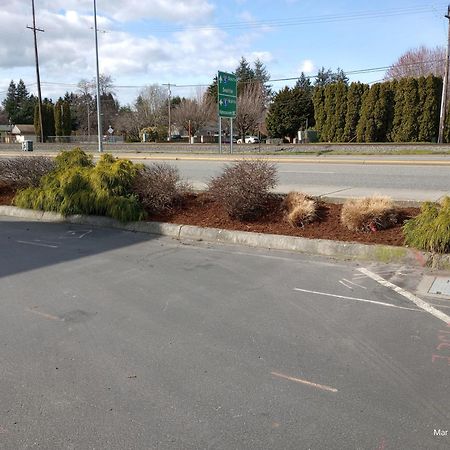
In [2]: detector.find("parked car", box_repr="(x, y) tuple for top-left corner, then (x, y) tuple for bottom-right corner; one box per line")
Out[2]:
(167, 134), (183, 141)
(237, 136), (259, 144)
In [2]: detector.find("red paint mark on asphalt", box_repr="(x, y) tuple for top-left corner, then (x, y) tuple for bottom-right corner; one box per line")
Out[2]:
(377, 437), (386, 449)
(432, 323), (450, 366)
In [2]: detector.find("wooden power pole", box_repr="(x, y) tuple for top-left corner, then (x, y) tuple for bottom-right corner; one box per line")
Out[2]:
(27, 0), (45, 143)
(438, 5), (450, 144)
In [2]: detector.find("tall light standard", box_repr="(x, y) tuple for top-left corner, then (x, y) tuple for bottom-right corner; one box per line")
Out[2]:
(93, 0), (103, 152)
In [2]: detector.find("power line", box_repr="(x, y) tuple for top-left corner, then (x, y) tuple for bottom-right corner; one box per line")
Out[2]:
(143, 3), (445, 33)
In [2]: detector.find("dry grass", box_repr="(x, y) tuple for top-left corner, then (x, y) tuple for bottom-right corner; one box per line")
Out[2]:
(283, 192), (319, 227)
(341, 195), (399, 232)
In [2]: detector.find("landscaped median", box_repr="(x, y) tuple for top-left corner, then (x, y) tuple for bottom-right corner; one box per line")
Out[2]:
(0, 204), (448, 268)
(0, 149), (449, 267)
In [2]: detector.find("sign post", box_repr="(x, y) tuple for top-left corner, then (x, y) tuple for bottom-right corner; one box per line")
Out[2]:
(218, 71), (237, 154)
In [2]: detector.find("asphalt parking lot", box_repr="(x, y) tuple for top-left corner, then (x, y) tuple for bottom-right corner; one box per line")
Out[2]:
(0, 218), (449, 449)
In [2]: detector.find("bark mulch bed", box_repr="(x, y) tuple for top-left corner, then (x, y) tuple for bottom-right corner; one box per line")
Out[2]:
(0, 187), (419, 247)
(147, 193), (420, 247)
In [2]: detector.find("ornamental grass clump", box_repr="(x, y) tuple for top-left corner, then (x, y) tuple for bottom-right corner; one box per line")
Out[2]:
(0, 156), (55, 189)
(283, 192), (319, 227)
(14, 148), (144, 222)
(340, 195), (399, 232)
(132, 163), (191, 214)
(403, 197), (450, 253)
(208, 159), (278, 221)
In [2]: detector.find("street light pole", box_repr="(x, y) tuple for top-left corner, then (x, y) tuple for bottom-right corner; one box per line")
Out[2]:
(93, 0), (103, 152)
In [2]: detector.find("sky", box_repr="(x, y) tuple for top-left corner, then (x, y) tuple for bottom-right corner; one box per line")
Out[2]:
(0, 0), (448, 106)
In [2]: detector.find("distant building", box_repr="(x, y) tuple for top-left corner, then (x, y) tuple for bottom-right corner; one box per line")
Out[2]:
(11, 124), (36, 143)
(0, 124), (13, 143)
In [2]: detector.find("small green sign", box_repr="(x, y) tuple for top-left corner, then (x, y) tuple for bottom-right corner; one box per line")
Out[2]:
(218, 71), (237, 97)
(218, 70), (237, 118)
(218, 95), (237, 118)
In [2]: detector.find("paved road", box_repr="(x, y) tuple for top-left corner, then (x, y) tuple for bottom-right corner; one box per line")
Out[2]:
(1, 218), (449, 449)
(3, 150), (449, 202)
(137, 158), (450, 202)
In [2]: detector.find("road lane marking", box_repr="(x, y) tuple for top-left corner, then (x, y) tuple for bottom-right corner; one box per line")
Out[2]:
(17, 240), (58, 248)
(271, 371), (338, 393)
(358, 268), (450, 325)
(26, 308), (62, 321)
(293, 288), (421, 312)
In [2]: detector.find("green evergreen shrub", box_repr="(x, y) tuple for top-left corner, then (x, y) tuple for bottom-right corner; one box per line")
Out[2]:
(14, 149), (143, 222)
(403, 197), (450, 253)
(208, 159), (278, 221)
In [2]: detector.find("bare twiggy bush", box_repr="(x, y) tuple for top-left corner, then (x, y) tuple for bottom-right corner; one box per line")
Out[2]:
(132, 163), (191, 214)
(341, 195), (398, 232)
(0, 156), (55, 189)
(283, 192), (318, 227)
(208, 159), (278, 220)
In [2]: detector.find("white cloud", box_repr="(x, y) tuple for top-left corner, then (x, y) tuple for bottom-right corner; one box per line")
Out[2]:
(298, 59), (315, 74)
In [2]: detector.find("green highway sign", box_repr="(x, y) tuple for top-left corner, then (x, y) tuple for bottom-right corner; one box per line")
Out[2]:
(218, 71), (237, 97)
(218, 95), (237, 118)
(218, 70), (237, 118)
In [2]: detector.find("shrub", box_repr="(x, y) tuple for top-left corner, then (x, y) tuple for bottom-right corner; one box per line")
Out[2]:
(14, 149), (143, 222)
(208, 159), (278, 220)
(403, 197), (450, 253)
(0, 156), (55, 189)
(132, 163), (191, 214)
(283, 192), (319, 227)
(340, 195), (398, 232)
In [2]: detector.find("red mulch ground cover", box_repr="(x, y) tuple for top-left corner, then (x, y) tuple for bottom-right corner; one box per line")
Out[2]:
(0, 185), (15, 205)
(0, 187), (419, 247)
(147, 193), (420, 247)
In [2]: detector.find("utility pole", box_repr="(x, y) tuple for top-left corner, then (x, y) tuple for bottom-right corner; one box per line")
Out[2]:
(93, 0), (103, 152)
(438, 5), (450, 144)
(163, 83), (172, 140)
(27, 0), (44, 143)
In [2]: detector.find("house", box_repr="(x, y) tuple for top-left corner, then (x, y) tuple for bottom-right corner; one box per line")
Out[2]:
(11, 124), (36, 143)
(0, 124), (13, 143)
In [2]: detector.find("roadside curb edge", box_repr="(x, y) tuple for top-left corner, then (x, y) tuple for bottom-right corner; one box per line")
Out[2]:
(1, 205), (449, 269)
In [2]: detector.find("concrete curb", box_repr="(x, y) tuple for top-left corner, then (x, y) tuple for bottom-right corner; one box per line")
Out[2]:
(1, 205), (449, 269)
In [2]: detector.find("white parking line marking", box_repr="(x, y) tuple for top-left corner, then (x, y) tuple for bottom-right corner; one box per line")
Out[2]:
(339, 280), (353, 290)
(17, 240), (58, 248)
(294, 288), (421, 312)
(343, 278), (367, 289)
(358, 268), (450, 324)
(271, 371), (338, 393)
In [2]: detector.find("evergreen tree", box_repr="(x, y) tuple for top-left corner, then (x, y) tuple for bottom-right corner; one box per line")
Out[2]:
(343, 82), (368, 142)
(235, 56), (255, 95)
(207, 75), (218, 103)
(333, 82), (349, 141)
(62, 100), (72, 136)
(254, 58), (272, 102)
(333, 68), (349, 85)
(54, 99), (63, 137)
(2, 81), (17, 122)
(266, 85), (313, 141)
(357, 84), (380, 142)
(418, 75), (441, 142)
(392, 78), (419, 141)
(34, 100), (55, 142)
(312, 86), (326, 139)
(321, 84), (338, 141)
(315, 67), (334, 87)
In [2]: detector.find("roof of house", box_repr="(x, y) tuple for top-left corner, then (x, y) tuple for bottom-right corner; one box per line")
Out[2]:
(12, 124), (35, 134)
(0, 125), (12, 132)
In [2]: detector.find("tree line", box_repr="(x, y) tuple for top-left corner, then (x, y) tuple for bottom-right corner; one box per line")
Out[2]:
(1, 47), (449, 143)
